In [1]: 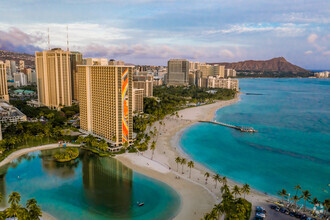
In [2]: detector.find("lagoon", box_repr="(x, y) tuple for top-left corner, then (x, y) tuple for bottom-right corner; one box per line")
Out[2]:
(0, 149), (180, 219)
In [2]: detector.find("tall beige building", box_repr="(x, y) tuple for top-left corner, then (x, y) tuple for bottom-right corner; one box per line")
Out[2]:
(213, 65), (225, 78)
(70, 52), (83, 101)
(132, 89), (144, 113)
(167, 59), (189, 86)
(78, 64), (133, 146)
(133, 74), (153, 97)
(35, 49), (72, 109)
(19, 60), (25, 71)
(0, 62), (9, 102)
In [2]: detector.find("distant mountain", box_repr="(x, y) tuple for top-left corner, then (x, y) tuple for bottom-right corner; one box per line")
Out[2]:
(209, 57), (309, 73)
(0, 50), (35, 68)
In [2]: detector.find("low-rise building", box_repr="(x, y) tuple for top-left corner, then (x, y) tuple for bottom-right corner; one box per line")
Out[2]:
(314, 71), (329, 78)
(0, 102), (27, 125)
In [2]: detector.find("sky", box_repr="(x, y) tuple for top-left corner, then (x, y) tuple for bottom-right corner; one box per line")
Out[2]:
(0, 0), (329, 69)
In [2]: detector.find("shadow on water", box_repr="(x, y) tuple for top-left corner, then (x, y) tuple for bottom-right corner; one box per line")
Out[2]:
(0, 149), (135, 219)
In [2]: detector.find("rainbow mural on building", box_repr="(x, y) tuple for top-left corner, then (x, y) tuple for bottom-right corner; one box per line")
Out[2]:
(122, 68), (129, 143)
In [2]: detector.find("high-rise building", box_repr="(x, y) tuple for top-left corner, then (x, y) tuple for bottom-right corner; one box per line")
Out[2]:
(70, 52), (83, 101)
(132, 89), (144, 113)
(19, 60), (25, 71)
(35, 48), (72, 109)
(10, 61), (16, 76)
(167, 59), (189, 86)
(78, 64), (134, 146)
(26, 68), (37, 84)
(0, 62), (9, 102)
(225, 69), (237, 77)
(84, 58), (108, 66)
(133, 74), (153, 97)
(213, 65), (225, 78)
(5, 60), (11, 76)
(14, 72), (27, 87)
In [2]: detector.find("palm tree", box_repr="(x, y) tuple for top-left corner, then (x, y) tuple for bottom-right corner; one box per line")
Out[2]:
(277, 189), (288, 204)
(0, 192), (2, 202)
(213, 174), (220, 189)
(241, 183), (250, 199)
(6, 203), (22, 220)
(180, 158), (186, 174)
(301, 190), (311, 211)
(324, 199), (330, 216)
(187, 161), (194, 178)
(294, 185), (302, 196)
(213, 203), (224, 220)
(221, 184), (230, 194)
(26, 198), (42, 219)
(8, 192), (21, 205)
(310, 197), (319, 209)
(150, 141), (156, 160)
(291, 194), (302, 209)
(204, 172), (210, 184)
(232, 185), (241, 199)
(175, 157), (181, 172)
(222, 176), (227, 186)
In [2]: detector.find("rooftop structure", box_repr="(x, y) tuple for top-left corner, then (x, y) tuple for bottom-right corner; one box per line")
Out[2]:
(0, 101), (27, 125)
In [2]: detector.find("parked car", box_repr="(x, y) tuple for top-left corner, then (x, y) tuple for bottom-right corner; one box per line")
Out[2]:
(256, 212), (266, 219)
(256, 206), (266, 214)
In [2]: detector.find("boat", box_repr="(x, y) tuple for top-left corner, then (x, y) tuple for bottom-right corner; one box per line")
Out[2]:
(138, 202), (144, 207)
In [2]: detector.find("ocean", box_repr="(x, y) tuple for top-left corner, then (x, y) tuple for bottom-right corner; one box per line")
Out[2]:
(180, 78), (330, 203)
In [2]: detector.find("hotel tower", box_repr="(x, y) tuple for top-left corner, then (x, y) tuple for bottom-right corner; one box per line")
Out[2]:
(0, 62), (9, 102)
(78, 63), (133, 146)
(35, 48), (72, 109)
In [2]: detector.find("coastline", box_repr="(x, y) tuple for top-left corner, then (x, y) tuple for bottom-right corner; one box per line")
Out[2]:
(0, 97), (277, 220)
(115, 96), (277, 220)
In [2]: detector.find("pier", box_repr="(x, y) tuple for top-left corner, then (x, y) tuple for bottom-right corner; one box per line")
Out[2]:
(198, 120), (257, 133)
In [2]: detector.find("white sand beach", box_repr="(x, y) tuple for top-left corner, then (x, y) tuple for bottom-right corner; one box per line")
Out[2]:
(117, 97), (279, 220)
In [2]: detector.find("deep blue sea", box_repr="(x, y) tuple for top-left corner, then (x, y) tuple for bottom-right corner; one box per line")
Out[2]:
(0, 149), (180, 219)
(181, 78), (330, 202)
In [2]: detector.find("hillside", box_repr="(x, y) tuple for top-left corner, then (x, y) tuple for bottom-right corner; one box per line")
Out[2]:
(209, 57), (309, 73)
(0, 50), (35, 68)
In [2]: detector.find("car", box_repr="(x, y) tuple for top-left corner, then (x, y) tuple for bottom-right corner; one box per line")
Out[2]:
(306, 217), (312, 220)
(275, 206), (280, 212)
(301, 214), (307, 220)
(289, 211), (296, 217)
(295, 213), (302, 218)
(270, 205), (277, 209)
(280, 207), (286, 213)
(256, 212), (266, 218)
(256, 207), (266, 214)
(255, 217), (264, 220)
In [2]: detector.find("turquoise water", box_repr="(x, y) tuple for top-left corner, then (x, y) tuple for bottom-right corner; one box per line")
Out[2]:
(181, 78), (330, 202)
(0, 150), (180, 219)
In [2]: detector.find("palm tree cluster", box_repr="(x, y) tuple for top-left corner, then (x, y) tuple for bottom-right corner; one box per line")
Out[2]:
(202, 184), (252, 220)
(277, 185), (329, 213)
(0, 192), (42, 219)
(0, 120), (78, 161)
(54, 147), (79, 162)
(174, 157), (194, 178)
(77, 135), (109, 152)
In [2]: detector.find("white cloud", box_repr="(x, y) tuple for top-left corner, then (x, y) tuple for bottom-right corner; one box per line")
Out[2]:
(307, 34), (318, 43)
(204, 23), (306, 37)
(304, 50), (313, 55)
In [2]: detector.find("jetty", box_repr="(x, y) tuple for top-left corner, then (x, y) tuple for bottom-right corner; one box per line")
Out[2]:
(199, 120), (258, 133)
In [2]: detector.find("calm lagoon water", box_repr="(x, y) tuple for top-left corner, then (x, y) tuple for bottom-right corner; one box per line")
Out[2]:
(181, 78), (330, 201)
(0, 149), (180, 220)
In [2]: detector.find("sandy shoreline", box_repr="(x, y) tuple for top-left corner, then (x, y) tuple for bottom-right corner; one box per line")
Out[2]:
(116, 97), (279, 219)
